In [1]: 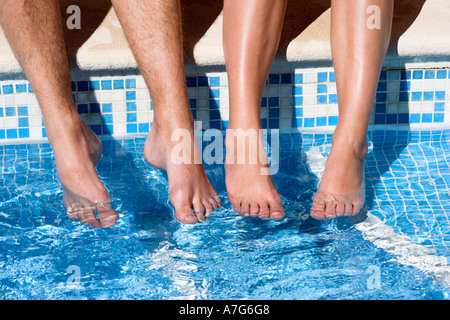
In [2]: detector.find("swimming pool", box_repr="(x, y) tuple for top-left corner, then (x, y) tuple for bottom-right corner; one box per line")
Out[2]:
(0, 129), (449, 300)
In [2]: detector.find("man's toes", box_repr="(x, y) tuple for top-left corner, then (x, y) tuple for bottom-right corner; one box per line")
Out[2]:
(240, 202), (250, 216)
(82, 209), (102, 229)
(202, 200), (214, 219)
(97, 205), (118, 228)
(175, 205), (199, 224)
(193, 201), (206, 222)
(258, 202), (270, 219)
(249, 202), (260, 217)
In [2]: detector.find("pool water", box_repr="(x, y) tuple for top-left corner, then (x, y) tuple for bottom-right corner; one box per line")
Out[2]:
(0, 130), (449, 300)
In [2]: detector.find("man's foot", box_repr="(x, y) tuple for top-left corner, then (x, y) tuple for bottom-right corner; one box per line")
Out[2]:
(144, 123), (221, 224)
(224, 126), (284, 220)
(51, 118), (118, 229)
(310, 134), (367, 220)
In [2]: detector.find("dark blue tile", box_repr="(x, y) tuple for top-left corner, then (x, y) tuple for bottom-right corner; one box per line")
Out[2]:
(77, 81), (89, 91)
(268, 74), (279, 84)
(186, 77), (196, 87)
(268, 97), (279, 107)
(77, 104), (89, 114)
(280, 73), (292, 84)
(90, 103), (101, 113)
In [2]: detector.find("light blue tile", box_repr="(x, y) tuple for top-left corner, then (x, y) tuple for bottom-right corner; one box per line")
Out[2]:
(317, 84), (327, 94)
(292, 117), (302, 128)
(422, 113), (433, 123)
(434, 113), (444, 123)
(6, 129), (17, 139)
(209, 77), (220, 87)
(292, 85), (302, 96)
(209, 89), (220, 98)
(435, 91), (445, 101)
(411, 92), (422, 101)
(15, 84), (27, 93)
(18, 118), (29, 128)
(328, 116), (339, 126)
(18, 128), (29, 138)
(424, 70), (435, 79)
(125, 78), (136, 89)
(317, 95), (327, 104)
(127, 123), (137, 133)
(328, 94), (338, 104)
(423, 91), (434, 101)
(138, 123), (149, 133)
(317, 72), (328, 82)
(316, 116), (327, 126)
(126, 91), (136, 101)
(102, 103), (112, 113)
(304, 118), (315, 127)
(101, 80), (112, 90)
(126, 102), (137, 111)
(17, 106), (28, 116)
(293, 107), (303, 117)
(293, 73), (303, 84)
(102, 114), (113, 124)
(113, 79), (124, 89)
(89, 80), (100, 90)
(5, 107), (15, 117)
(2, 84), (13, 94)
(412, 70), (423, 79)
(434, 102), (445, 112)
(127, 112), (137, 122)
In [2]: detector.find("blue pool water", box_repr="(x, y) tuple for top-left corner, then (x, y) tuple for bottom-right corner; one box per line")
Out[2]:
(0, 129), (449, 300)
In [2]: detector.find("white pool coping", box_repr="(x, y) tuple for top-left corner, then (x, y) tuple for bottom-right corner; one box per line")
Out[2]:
(0, 0), (450, 73)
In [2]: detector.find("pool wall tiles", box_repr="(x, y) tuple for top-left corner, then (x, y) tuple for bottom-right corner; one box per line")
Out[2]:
(0, 64), (449, 141)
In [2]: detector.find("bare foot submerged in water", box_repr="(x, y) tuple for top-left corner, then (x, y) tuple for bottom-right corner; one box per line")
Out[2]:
(224, 126), (285, 220)
(52, 118), (118, 229)
(310, 134), (367, 220)
(144, 123), (221, 224)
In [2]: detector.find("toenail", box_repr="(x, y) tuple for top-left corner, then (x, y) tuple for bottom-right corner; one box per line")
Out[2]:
(272, 212), (284, 219)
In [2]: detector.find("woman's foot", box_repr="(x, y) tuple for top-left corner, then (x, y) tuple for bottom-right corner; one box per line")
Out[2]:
(144, 123), (221, 224)
(310, 132), (367, 220)
(225, 125), (284, 220)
